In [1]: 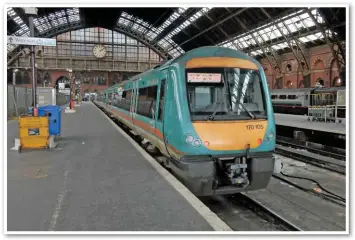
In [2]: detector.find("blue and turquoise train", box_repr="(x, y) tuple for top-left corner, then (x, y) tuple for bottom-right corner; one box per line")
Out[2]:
(95, 46), (279, 196)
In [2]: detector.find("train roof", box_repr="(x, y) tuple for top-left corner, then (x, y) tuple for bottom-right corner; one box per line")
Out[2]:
(270, 86), (345, 94)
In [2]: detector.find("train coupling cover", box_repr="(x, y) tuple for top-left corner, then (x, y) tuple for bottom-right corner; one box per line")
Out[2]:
(273, 156), (282, 174)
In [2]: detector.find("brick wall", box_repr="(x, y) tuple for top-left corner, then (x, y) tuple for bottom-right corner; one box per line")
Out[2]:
(260, 44), (342, 89)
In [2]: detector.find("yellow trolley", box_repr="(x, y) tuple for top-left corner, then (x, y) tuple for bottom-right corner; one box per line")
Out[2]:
(18, 116), (50, 152)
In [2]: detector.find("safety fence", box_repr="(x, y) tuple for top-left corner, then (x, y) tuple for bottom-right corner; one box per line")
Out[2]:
(7, 85), (68, 119)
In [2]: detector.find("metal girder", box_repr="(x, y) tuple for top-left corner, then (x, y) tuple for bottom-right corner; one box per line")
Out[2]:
(13, 8), (40, 37)
(114, 25), (170, 59)
(168, 8), (247, 51)
(205, 9), (240, 50)
(142, 10), (168, 36)
(307, 8), (345, 74)
(152, 8), (200, 44)
(229, 10), (281, 77)
(261, 8), (310, 74)
(221, 8), (310, 48)
(246, 27), (320, 55)
(118, 14), (176, 55)
(223, 8), (281, 76)
(178, 9), (216, 46)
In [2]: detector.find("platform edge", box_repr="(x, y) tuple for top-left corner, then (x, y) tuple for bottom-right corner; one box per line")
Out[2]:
(91, 102), (232, 232)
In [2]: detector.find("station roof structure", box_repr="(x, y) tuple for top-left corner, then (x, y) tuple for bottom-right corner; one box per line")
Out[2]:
(7, 7), (346, 64)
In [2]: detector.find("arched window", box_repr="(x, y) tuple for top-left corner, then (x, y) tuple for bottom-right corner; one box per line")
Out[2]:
(315, 78), (324, 87)
(56, 76), (70, 92)
(333, 77), (342, 87)
(286, 80), (293, 88)
(313, 59), (325, 70)
(285, 63), (292, 73)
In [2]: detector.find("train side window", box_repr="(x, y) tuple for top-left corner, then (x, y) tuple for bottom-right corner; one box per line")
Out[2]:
(279, 95), (287, 99)
(136, 85), (158, 118)
(287, 95), (297, 99)
(157, 79), (166, 122)
(271, 95), (278, 99)
(117, 90), (131, 111)
(147, 86), (158, 119)
(137, 87), (148, 116)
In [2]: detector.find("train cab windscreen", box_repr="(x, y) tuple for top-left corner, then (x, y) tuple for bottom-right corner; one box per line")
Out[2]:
(186, 67), (266, 121)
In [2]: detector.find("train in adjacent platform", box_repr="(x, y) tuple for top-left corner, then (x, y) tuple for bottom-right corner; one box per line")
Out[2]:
(95, 46), (279, 196)
(270, 87), (346, 118)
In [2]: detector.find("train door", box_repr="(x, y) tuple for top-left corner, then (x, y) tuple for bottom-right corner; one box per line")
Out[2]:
(131, 80), (139, 130)
(154, 71), (168, 154)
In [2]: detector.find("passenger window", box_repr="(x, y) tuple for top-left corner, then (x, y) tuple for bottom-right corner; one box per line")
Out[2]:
(136, 85), (158, 118)
(287, 95), (297, 99)
(158, 79), (166, 122)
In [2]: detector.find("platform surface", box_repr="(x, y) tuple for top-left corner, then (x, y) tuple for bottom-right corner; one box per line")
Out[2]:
(274, 113), (346, 135)
(7, 103), (214, 231)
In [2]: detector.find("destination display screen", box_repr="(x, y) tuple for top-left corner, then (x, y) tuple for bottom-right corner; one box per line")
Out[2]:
(187, 73), (222, 83)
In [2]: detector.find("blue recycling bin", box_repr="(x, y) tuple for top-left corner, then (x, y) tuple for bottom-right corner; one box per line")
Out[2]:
(38, 105), (62, 136)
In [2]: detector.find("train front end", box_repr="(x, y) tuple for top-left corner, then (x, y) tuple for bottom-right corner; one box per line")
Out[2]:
(169, 48), (278, 196)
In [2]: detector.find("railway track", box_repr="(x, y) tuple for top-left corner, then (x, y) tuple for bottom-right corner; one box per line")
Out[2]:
(275, 143), (345, 175)
(233, 193), (302, 231)
(276, 139), (345, 161)
(95, 102), (302, 231)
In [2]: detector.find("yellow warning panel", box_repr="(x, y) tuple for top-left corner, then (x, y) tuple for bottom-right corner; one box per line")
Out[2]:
(18, 116), (49, 150)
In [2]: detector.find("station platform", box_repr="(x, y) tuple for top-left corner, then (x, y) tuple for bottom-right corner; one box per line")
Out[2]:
(7, 103), (229, 231)
(274, 113), (346, 135)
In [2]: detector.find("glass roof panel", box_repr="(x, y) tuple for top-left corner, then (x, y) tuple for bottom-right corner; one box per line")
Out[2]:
(217, 8), (329, 54)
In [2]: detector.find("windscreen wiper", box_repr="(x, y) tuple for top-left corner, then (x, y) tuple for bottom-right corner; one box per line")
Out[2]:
(207, 102), (222, 120)
(237, 102), (255, 119)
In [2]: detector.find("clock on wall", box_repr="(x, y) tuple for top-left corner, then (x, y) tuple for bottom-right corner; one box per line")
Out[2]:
(92, 44), (107, 59)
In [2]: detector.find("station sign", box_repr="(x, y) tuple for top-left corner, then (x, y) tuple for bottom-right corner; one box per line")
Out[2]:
(7, 36), (56, 47)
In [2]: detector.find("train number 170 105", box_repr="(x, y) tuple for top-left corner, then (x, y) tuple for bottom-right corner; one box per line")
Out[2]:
(246, 124), (264, 130)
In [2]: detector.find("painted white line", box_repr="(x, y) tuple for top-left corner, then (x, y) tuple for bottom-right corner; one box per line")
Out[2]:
(49, 170), (69, 231)
(91, 102), (232, 231)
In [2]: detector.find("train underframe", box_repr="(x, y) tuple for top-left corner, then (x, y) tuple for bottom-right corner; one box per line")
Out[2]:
(169, 152), (277, 196)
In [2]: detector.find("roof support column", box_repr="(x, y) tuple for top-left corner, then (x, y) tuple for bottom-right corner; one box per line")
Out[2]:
(24, 7), (38, 112)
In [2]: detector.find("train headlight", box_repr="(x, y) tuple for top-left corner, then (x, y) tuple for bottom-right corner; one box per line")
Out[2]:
(185, 135), (194, 144)
(193, 139), (201, 146)
(268, 131), (275, 139)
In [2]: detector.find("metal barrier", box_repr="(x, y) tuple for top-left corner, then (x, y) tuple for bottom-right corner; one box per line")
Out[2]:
(7, 85), (68, 119)
(307, 91), (346, 123)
